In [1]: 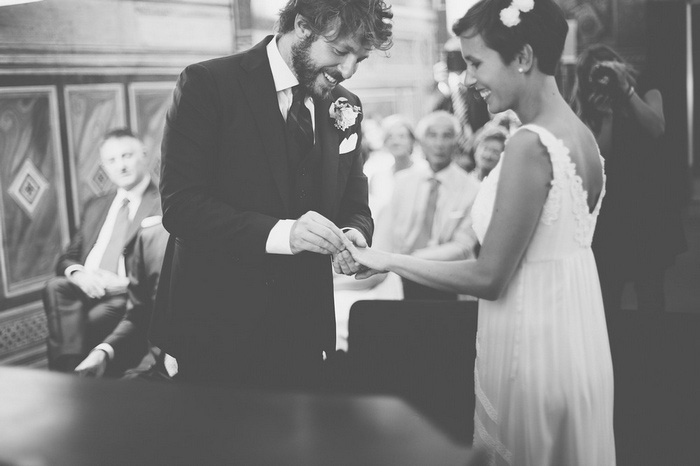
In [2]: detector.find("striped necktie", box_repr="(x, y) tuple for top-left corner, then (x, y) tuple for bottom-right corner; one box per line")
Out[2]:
(412, 177), (440, 251)
(286, 85), (314, 163)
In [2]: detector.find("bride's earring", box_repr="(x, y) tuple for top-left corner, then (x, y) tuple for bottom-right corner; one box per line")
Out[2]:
(518, 67), (524, 73)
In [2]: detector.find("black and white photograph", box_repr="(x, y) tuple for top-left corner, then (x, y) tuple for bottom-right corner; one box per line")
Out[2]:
(0, 0), (698, 465)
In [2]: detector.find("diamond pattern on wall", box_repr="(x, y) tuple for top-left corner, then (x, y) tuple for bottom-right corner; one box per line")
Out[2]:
(88, 164), (112, 196)
(8, 159), (49, 217)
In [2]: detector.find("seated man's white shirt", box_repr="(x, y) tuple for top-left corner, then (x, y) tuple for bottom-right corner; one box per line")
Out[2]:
(65, 175), (151, 278)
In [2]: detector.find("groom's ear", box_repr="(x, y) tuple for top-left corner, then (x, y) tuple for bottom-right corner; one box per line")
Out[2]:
(294, 14), (313, 39)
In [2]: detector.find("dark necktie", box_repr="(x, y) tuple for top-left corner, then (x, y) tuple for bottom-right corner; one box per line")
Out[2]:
(412, 177), (440, 251)
(286, 86), (314, 161)
(99, 198), (130, 273)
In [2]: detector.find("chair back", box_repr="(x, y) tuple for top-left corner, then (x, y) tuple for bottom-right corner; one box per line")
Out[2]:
(347, 300), (478, 445)
(608, 310), (700, 466)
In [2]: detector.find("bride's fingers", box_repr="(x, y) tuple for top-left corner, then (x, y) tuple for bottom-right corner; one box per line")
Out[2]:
(355, 268), (381, 280)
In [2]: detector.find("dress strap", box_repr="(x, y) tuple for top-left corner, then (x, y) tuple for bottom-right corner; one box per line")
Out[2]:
(512, 124), (571, 226)
(512, 124), (563, 156)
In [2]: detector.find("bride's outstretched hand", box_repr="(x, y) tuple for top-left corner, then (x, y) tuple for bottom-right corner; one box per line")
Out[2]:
(343, 239), (391, 279)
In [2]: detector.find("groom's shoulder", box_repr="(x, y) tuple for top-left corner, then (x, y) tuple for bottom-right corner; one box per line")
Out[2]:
(187, 37), (270, 74)
(190, 52), (245, 73)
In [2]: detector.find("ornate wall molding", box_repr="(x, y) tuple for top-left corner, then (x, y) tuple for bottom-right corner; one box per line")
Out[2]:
(0, 86), (70, 299)
(0, 301), (47, 367)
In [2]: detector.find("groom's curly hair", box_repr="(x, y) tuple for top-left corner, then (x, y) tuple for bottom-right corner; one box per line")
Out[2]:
(277, 0), (393, 52)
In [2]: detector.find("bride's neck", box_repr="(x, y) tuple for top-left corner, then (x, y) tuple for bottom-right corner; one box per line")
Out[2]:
(513, 76), (563, 125)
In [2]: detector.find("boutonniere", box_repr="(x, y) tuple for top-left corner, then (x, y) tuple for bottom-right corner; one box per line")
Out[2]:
(329, 97), (361, 132)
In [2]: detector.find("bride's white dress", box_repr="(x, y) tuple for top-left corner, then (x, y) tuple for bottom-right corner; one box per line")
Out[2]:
(470, 124), (616, 465)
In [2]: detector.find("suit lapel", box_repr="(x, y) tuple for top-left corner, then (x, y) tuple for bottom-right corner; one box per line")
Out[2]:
(316, 96), (339, 217)
(125, 181), (160, 245)
(239, 36), (291, 215)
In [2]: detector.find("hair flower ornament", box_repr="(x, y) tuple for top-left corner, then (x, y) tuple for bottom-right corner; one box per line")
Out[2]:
(500, 0), (534, 27)
(329, 97), (361, 131)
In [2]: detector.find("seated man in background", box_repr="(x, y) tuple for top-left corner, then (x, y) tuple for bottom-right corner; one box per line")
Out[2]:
(378, 111), (481, 300)
(43, 128), (160, 372)
(74, 219), (173, 380)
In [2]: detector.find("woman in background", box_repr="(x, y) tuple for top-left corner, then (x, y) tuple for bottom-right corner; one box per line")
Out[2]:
(572, 44), (685, 315)
(470, 124), (509, 181)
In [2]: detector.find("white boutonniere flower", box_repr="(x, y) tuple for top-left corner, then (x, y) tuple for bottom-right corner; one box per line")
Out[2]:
(329, 97), (361, 132)
(500, 0), (534, 27)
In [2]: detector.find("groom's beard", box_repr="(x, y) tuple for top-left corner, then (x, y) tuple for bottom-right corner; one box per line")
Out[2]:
(291, 35), (344, 100)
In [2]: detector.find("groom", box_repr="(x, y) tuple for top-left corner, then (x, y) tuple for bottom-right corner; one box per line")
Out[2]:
(152, 0), (393, 390)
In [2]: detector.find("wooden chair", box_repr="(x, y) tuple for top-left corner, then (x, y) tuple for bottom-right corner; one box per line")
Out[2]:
(345, 300), (478, 445)
(607, 309), (700, 466)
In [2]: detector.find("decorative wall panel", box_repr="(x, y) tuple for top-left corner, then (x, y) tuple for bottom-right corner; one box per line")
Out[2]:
(64, 84), (126, 222)
(128, 82), (175, 185)
(0, 87), (69, 298)
(0, 301), (47, 367)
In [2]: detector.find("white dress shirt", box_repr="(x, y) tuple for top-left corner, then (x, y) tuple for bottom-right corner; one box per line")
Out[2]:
(387, 162), (480, 258)
(265, 36), (315, 255)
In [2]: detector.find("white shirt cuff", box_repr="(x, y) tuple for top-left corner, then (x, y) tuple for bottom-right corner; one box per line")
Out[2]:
(164, 353), (179, 377)
(266, 219), (295, 255)
(64, 264), (85, 278)
(93, 343), (115, 361)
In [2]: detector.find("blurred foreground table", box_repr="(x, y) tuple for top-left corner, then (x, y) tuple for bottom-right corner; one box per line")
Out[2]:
(0, 366), (474, 466)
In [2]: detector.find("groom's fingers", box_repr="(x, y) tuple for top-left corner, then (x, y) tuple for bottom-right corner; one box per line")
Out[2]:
(342, 237), (359, 253)
(291, 212), (347, 255)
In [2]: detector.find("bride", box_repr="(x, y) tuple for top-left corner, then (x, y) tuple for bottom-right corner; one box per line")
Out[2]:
(345, 0), (616, 464)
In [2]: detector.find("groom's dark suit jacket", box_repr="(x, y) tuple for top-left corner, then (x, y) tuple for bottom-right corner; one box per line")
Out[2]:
(152, 36), (373, 387)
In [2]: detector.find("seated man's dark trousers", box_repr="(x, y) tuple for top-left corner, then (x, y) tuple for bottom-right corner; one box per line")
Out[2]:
(43, 278), (127, 372)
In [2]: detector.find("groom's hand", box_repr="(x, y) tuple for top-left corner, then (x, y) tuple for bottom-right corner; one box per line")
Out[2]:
(290, 211), (347, 256)
(332, 229), (366, 275)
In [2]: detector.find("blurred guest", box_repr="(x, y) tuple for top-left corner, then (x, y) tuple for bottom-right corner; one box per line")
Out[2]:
(489, 109), (521, 134)
(43, 129), (160, 372)
(572, 44), (686, 314)
(74, 219), (174, 380)
(469, 124), (508, 180)
(381, 110), (480, 300)
(431, 37), (491, 171)
(365, 114), (428, 214)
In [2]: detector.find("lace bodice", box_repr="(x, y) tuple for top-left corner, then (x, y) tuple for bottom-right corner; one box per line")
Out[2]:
(471, 124), (606, 261)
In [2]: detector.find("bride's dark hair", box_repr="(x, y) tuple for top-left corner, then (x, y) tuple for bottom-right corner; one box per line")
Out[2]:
(452, 0), (568, 76)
